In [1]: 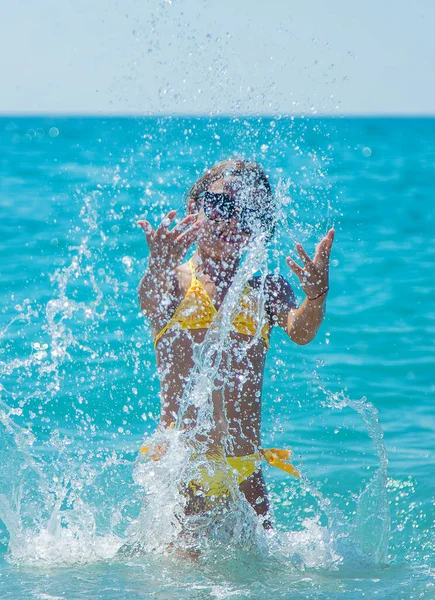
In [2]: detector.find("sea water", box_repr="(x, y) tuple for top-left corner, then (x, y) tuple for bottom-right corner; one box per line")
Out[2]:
(0, 116), (434, 598)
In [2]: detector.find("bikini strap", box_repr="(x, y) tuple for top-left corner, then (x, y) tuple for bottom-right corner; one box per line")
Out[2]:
(188, 257), (199, 283)
(188, 257), (206, 292)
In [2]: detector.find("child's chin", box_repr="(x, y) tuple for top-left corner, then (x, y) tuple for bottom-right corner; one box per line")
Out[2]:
(200, 239), (240, 257)
(198, 231), (247, 256)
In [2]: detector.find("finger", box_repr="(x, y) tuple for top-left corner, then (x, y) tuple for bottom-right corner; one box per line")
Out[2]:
(325, 229), (335, 255)
(137, 220), (154, 246)
(296, 243), (313, 268)
(156, 210), (177, 233)
(286, 257), (305, 280)
(315, 229), (334, 263)
(323, 229), (334, 261)
(314, 238), (328, 262)
(171, 213), (198, 236)
(175, 221), (202, 248)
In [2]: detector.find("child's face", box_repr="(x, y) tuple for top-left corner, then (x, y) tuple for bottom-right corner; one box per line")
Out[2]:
(195, 177), (252, 259)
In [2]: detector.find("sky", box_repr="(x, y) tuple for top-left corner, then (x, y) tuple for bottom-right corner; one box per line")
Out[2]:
(1, 0), (434, 115)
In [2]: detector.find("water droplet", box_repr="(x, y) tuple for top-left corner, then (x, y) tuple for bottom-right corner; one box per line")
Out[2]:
(362, 147), (372, 157)
(122, 256), (133, 274)
(49, 127), (60, 138)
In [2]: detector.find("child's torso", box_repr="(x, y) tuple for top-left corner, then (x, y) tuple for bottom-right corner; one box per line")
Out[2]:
(152, 261), (271, 455)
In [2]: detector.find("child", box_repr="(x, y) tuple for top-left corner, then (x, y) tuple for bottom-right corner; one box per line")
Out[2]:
(138, 159), (334, 529)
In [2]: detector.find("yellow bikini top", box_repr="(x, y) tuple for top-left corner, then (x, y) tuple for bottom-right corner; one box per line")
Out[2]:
(154, 259), (270, 349)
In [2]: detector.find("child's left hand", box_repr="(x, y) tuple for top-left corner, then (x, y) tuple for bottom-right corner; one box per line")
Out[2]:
(286, 229), (335, 301)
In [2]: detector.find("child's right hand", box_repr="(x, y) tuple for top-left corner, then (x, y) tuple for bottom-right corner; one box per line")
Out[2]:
(138, 210), (201, 274)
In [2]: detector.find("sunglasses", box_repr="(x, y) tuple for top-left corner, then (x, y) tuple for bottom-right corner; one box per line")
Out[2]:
(202, 191), (266, 236)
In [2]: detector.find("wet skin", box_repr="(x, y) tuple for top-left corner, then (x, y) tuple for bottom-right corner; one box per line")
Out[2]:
(138, 177), (334, 525)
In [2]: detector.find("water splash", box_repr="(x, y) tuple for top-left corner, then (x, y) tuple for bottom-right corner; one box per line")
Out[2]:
(0, 207), (391, 570)
(318, 389), (390, 565)
(0, 118), (393, 574)
(125, 236), (272, 557)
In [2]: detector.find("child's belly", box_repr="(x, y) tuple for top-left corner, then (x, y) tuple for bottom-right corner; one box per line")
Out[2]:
(155, 328), (267, 453)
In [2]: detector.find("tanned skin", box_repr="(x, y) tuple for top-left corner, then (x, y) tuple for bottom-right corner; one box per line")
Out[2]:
(138, 176), (334, 527)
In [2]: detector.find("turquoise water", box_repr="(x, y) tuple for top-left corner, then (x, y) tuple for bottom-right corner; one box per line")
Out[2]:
(0, 116), (434, 598)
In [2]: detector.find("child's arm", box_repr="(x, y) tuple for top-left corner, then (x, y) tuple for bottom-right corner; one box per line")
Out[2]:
(271, 229), (334, 345)
(285, 292), (328, 345)
(137, 210), (201, 324)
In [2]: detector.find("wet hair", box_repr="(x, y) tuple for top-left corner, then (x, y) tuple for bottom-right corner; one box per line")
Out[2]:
(187, 158), (276, 241)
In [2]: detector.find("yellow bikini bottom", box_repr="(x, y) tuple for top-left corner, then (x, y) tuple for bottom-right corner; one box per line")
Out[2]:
(140, 443), (300, 499)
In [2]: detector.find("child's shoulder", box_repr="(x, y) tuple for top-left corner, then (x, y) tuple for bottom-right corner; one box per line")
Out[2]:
(249, 272), (293, 294)
(250, 273), (296, 312)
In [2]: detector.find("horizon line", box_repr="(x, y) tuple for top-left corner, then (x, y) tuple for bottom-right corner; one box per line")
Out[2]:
(1, 112), (435, 119)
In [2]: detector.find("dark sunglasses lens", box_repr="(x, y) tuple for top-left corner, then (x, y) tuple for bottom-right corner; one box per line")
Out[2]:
(239, 207), (260, 235)
(203, 192), (235, 222)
